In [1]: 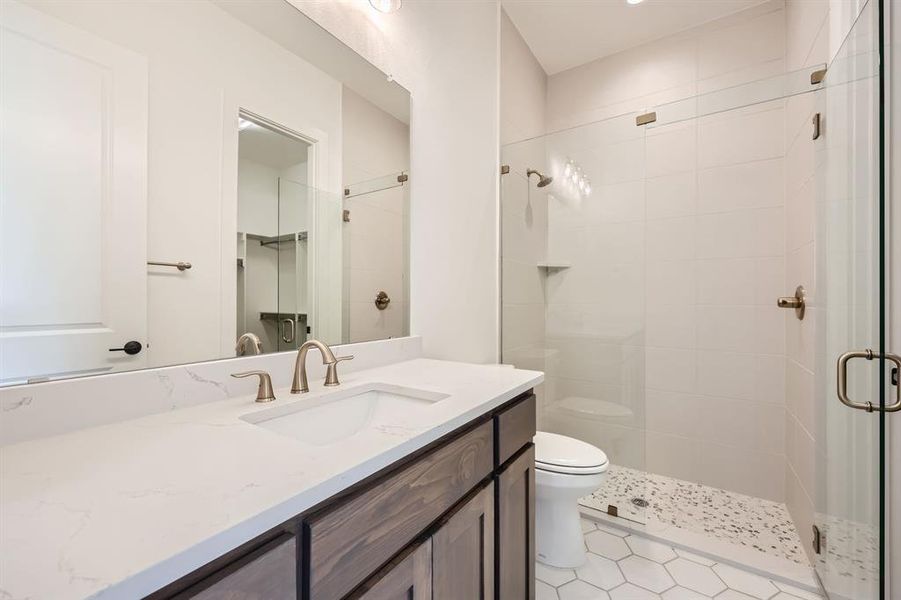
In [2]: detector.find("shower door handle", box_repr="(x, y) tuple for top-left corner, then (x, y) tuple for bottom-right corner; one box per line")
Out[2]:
(837, 349), (901, 412)
(281, 318), (295, 344)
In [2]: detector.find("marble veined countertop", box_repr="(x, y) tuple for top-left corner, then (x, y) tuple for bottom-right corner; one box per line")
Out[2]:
(0, 359), (543, 600)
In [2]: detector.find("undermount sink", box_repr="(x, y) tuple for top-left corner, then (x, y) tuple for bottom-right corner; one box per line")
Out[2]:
(241, 383), (449, 446)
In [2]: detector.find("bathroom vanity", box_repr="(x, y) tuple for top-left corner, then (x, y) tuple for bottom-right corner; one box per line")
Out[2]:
(152, 390), (535, 600)
(0, 357), (542, 600)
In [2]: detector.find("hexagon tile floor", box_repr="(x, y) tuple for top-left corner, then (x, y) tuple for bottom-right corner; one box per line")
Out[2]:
(535, 519), (824, 600)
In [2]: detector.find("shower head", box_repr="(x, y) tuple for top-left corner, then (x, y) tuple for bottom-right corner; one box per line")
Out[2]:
(526, 168), (553, 188)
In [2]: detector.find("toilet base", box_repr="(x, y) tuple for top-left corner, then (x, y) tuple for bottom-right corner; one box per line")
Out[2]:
(536, 495), (588, 568)
(534, 467), (607, 568)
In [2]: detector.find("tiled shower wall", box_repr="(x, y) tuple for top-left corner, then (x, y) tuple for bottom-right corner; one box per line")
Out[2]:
(541, 1), (789, 501)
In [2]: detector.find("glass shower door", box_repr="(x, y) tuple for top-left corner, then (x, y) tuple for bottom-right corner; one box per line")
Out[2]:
(277, 177), (310, 351)
(501, 114), (651, 526)
(815, 1), (889, 597)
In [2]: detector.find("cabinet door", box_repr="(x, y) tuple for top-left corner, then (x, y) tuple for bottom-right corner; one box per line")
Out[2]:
(432, 482), (495, 600)
(186, 535), (296, 600)
(497, 445), (535, 600)
(352, 540), (432, 600)
(306, 421), (493, 600)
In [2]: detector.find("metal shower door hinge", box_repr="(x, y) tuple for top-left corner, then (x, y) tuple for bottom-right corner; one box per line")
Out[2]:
(343, 209), (351, 222)
(397, 173), (408, 183)
(810, 68), (827, 85)
(812, 525), (822, 554)
(636, 112), (657, 126)
(837, 349), (901, 412)
(500, 164), (510, 175)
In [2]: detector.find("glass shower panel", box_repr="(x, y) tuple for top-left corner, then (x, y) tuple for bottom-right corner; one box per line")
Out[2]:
(815, 1), (884, 597)
(277, 177), (311, 351)
(341, 174), (410, 344)
(501, 111), (650, 525)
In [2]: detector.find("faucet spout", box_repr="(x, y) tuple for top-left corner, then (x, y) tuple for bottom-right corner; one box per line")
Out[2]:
(291, 339), (353, 393)
(235, 332), (263, 356)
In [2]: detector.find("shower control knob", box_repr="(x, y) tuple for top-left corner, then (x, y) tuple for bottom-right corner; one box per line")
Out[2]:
(374, 291), (391, 310)
(777, 285), (806, 320)
(109, 341), (143, 355)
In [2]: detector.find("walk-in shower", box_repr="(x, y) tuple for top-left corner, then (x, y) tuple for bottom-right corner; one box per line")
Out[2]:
(500, 1), (886, 596)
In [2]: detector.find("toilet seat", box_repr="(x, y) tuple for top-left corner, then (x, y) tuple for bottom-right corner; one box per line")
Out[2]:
(535, 431), (609, 475)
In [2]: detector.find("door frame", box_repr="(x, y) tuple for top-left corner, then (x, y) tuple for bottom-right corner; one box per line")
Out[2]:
(886, 0), (899, 594)
(219, 95), (336, 358)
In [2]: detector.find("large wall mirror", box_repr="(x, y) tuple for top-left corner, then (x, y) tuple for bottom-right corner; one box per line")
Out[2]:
(0, 0), (411, 386)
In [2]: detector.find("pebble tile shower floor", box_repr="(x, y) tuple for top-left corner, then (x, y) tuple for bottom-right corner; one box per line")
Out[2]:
(581, 465), (808, 565)
(536, 519), (823, 600)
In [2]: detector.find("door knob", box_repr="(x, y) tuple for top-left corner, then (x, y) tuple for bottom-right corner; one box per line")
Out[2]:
(109, 341), (142, 355)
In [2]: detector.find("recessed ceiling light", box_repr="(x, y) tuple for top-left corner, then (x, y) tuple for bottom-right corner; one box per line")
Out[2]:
(369, 0), (402, 13)
(626, 0), (645, 4)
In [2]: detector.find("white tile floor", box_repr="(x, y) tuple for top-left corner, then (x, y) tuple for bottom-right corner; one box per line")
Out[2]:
(535, 519), (824, 600)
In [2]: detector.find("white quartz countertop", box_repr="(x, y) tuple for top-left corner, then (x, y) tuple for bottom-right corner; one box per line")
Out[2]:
(0, 359), (542, 600)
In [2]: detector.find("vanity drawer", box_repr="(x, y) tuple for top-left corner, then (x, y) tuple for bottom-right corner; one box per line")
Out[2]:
(495, 393), (536, 466)
(304, 420), (494, 600)
(182, 534), (296, 599)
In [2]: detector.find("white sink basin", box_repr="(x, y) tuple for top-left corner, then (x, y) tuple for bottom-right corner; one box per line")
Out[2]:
(241, 383), (449, 446)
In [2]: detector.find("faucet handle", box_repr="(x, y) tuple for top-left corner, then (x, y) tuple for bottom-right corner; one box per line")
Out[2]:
(231, 370), (276, 403)
(324, 355), (354, 387)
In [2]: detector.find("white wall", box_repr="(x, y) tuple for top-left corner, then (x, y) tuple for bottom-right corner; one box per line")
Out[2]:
(342, 88), (409, 343)
(500, 10), (547, 146)
(539, 1), (789, 501)
(291, 0), (501, 364)
(237, 159), (280, 237)
(23, 0), (343, 368)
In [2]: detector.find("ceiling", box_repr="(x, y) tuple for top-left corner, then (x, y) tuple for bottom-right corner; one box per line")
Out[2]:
(502, 0), (766, 75)
(239, 124), (310, 170)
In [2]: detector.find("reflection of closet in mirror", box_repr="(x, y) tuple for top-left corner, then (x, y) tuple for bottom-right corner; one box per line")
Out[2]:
(236, 115), (312, 355)
(341, 89), (411, 344)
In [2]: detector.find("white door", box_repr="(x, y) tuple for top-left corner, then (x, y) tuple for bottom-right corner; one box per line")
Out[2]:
(0, 1), (148, 384)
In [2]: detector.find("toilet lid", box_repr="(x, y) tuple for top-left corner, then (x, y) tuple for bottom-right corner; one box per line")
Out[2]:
(534, 431), (609, 475)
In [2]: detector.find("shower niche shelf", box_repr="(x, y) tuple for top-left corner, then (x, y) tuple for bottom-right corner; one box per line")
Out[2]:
(537, 261), (571, 271)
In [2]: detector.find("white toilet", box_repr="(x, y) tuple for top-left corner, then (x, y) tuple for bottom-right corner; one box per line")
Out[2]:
(534, 431), (609, 568)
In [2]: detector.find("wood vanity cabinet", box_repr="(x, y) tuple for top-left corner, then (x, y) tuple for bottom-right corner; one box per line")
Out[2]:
(496, 446), (535, 600)
(154, 391), (535, 600)
(351, 483), (495, 600)
(432, 483), (495, 599)
(349, 540), (432, 600)
(168, 533), (298, 600)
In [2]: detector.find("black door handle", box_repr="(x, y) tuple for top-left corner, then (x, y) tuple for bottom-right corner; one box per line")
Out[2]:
(109, 341), (142, 355)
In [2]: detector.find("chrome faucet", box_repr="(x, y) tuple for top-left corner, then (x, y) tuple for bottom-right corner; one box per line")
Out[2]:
(236, 332), (263, 356)
(291, 339), (354, 394)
